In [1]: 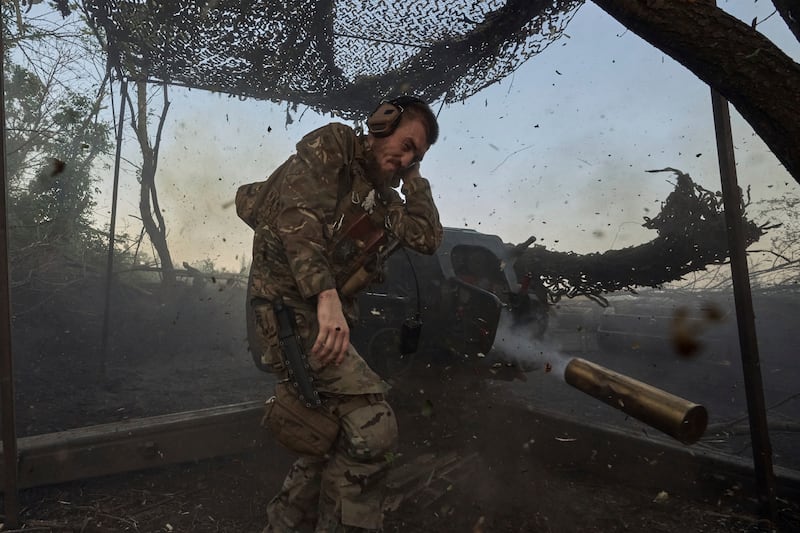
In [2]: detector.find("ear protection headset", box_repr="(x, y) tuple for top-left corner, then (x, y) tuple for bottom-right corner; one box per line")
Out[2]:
(366, 95), (425, 137)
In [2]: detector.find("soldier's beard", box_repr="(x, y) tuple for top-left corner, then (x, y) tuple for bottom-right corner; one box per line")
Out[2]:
(364, 151), (399, 190)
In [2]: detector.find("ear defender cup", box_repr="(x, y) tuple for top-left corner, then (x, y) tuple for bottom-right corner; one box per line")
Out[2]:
(366, 101), (403, 137)
(366, 96), (426, 137)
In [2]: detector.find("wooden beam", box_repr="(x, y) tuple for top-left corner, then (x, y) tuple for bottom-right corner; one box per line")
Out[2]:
(0, 401), (264, 489)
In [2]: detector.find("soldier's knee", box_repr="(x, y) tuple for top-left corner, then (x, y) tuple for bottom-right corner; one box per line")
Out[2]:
(339, 400), (398, 461)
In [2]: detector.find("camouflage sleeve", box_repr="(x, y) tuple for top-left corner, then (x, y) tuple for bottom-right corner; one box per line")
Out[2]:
(387, 173), (443, 255)
(274, 123), (355, 299)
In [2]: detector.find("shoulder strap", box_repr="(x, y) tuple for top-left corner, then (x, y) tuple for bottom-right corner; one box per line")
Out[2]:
(328, 130), (364, 225)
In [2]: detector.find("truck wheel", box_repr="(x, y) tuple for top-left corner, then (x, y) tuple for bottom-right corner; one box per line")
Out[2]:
(366, 327), (416, 379)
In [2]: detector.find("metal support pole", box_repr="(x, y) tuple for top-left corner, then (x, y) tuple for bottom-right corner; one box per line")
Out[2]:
(100, 78), (128, 378)
(0, 19), (21, 529)
(709, 88), (777, 521)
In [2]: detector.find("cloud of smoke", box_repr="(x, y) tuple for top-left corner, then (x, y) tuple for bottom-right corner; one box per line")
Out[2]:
(491, 310), (572, 380)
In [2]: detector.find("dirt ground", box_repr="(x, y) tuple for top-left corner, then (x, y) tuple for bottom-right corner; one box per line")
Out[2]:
(10, 367), (797, 533)
(5, 267), (800, 532)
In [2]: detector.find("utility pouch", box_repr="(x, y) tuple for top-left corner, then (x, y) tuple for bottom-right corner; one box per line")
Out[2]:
(400, 315), (423, 355)
(261, 382), (340, 456)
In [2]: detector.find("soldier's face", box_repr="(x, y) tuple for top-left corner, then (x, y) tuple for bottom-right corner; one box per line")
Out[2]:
(369, 118), (430, 181)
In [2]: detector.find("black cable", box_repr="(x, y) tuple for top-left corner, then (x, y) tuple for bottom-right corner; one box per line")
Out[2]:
(398, 247), (424, 355)
(400, 247), (422, 319)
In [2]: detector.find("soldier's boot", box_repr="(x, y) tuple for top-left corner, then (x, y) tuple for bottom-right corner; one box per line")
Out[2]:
(314, 515), (379, 533)
(267, 455), (325, 533)
(314, 496), (381, 533)
(265, 509), (317, 533)
(263, 523), (314, 533)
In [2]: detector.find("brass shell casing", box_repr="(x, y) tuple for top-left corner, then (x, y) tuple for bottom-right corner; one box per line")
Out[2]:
(564, 357), (708, 445)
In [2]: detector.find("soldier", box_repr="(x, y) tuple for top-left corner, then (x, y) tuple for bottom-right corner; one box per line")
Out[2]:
(236, 96), (442, 533)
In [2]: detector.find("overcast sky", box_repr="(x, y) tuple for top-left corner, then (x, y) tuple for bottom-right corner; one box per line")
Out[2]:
(93, 1), (800, 273)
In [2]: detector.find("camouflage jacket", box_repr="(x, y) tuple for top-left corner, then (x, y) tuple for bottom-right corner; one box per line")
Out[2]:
(236, 123), (442, 389)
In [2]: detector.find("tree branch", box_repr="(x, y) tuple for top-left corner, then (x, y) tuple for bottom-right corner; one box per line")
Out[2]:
(771, 0), (800, 43)
(591, 0), (800, 187)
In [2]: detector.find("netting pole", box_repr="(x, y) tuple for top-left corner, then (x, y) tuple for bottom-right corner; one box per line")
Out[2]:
(0, 15), (21, 528)
(100, 77), (128, 378)
(709, 87), (777, 522)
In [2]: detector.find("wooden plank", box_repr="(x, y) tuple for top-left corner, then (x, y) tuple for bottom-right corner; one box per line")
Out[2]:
(0, 401), (265, 489)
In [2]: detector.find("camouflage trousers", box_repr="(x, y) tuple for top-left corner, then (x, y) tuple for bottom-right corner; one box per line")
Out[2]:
(265, 393), (399, 533)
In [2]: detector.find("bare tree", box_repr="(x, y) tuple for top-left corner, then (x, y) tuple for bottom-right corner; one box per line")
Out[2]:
(123, 79), (176, 285)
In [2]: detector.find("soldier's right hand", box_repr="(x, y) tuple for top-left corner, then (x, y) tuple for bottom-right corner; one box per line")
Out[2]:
(398, 162), (422, 182)
(312, 289), (350, 366)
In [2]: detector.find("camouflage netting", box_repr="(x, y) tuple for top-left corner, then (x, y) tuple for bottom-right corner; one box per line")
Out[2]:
(510, 169), (771, 306)
(81, 0), (582, 118)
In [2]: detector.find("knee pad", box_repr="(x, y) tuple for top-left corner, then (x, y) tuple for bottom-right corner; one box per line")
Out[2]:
(339, 400), (398, 461)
